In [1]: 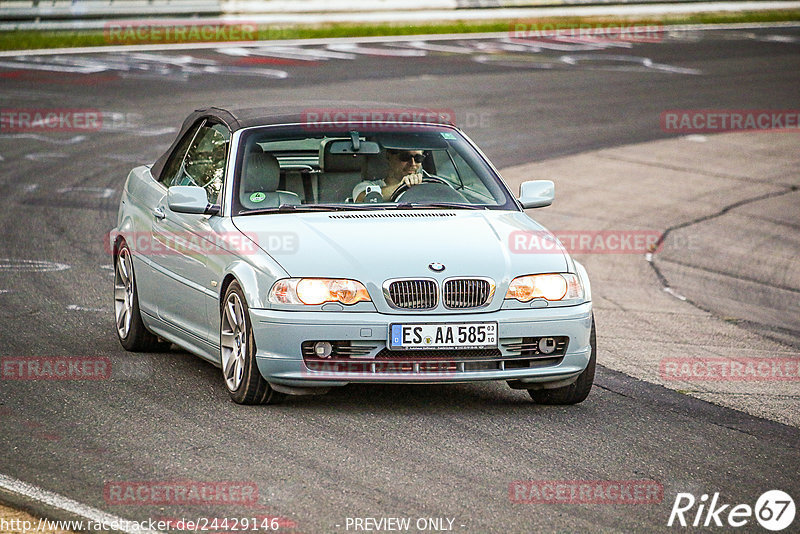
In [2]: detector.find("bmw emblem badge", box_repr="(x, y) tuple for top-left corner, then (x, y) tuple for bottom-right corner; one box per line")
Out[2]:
(428, 262), (445, 272)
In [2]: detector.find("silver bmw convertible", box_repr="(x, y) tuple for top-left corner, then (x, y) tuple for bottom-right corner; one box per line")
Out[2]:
(112, 106), (595, 405)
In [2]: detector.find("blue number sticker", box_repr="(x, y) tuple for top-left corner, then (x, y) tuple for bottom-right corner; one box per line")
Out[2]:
(391, 325), (402, 347)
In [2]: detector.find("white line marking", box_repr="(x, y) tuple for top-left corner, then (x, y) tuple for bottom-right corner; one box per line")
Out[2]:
(393, 41), (477, 54)
(124, 52), (217, 66)
(0, 473), (162, 534)
(217, 45), (355, 60)
(0, 89), (66, 100)
(502, 37), (610, 51)
(663, 287), (688, 301)
(0, 52), (289, 81)
(756, 34), (799, 42)
(276, 46), (358, 59)
(198, 64), (289, 78)
(56, 186), (115, 199)
(560, 54), (702, 74)
(132, 127), (177, 137)
(0, 259), (71, 272)
(684, 134), (708, 142)
(472, 55), (557, 69)
(0, 134), (86, 145)
(545, 37), (633, 49)
(326, 43), (427, 57)
(66, 304), (106, 312)
(102, 153), (151, 162)
(25, 153), (68, 161)
(647, 62), (703, 75)
(0, 21), (800, 58)
(471, 40), (532, 53)
(0, 59), (107, 73)
(0, 22), (799, 57)
(214, 46), (255, 57)
(215, 46), (320, 61)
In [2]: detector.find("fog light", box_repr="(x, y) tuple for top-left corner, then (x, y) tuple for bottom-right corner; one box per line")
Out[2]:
(538, 337), (556, 355)
(314, 341), (333, 358)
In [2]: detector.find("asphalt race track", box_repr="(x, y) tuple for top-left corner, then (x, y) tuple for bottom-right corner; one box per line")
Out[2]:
(0, 26), (799, 533)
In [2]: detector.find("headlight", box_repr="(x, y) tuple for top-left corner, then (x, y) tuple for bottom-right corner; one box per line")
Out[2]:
(505, 273), (583, 302)
(268, 278), (371, 305)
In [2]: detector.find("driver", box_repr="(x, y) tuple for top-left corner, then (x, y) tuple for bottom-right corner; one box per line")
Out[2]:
(352, 149), (426, 203)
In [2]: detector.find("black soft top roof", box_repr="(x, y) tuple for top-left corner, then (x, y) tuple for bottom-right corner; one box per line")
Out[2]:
(150, 105), (454, 181)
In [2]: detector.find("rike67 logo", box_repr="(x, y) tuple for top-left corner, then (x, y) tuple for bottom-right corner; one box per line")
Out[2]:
(668, 490), (795, 531)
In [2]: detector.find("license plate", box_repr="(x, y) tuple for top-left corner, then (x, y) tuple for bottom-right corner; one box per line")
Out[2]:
(389, 322), (498, 350)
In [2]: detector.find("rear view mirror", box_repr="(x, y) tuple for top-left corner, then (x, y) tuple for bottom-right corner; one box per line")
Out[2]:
(518, 180), (555, 209)
(326, 139), (381, 155)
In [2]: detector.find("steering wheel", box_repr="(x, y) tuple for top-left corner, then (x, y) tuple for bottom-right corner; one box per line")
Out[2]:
(390, 175), (450, 202)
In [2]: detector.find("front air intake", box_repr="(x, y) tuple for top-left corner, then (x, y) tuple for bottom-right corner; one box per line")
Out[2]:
(384, 279), (438, 310)
(442, 278), (494, 309)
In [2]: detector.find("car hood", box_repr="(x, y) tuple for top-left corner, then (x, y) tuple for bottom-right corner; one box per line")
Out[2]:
(232, 210), (569, 283)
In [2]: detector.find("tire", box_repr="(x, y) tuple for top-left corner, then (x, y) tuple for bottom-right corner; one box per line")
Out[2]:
(529, 316), (596, 405)
(220, 281), (285, 405)
(114, 241), (161, 352)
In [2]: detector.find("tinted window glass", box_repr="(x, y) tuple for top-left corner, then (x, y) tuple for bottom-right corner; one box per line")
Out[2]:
(166, 122), (230, 204)
(233, 125), (515, 214)
(159, 121), (202, 186)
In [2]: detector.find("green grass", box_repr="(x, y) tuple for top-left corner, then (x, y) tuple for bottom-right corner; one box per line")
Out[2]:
(0, 9), (798, 51)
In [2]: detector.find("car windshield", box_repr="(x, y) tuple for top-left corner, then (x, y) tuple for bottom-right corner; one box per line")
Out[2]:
(232, 125), (516, 214)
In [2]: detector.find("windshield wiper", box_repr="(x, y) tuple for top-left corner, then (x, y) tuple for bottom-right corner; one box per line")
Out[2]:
(240, 202), (487, 215)
(392, 202), (487, 210)
(240, 203), (388, 215)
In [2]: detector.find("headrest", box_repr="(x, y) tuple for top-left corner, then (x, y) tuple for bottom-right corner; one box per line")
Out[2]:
(363, 151), (389, 181)
(244, 150), (280, 192)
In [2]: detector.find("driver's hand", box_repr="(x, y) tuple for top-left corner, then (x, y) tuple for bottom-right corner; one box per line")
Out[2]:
(400, 173), (423, 188)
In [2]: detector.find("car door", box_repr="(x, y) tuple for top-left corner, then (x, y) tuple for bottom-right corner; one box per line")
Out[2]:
(123, 121), (202, 319)
(151, 120), (230, 343)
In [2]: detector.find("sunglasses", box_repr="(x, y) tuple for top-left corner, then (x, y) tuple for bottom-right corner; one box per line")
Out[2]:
(393, 152), (426, 163)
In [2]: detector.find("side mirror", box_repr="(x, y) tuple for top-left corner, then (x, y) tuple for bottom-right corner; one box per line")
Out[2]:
(518, 180), (554, 209)
(167, 186), (217, 215)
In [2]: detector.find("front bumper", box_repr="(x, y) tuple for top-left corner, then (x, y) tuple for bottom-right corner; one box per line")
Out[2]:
(250, 302), (593, 386)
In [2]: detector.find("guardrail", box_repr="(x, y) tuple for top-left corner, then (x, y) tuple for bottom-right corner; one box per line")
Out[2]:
(0, 0), (222, 20)
(0, 0), (779, 21)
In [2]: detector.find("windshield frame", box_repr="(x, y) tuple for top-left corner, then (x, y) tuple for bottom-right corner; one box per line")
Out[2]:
(227, 122), (520, 216)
